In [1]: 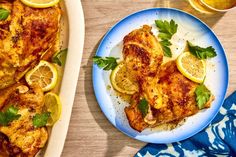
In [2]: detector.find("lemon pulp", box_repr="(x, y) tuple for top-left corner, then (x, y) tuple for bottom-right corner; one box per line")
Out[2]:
(110, 62), (139, 95)
(25, 60), (58, 92)
(176, 52), (206, 83)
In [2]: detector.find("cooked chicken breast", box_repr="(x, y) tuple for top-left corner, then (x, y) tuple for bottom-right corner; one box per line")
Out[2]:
(123, 25), (165, 109)
(124, 94), (148, 132)
(125, 61), (214, 132)
(0, 0), (61, 89)
(0, 0), (61, 156)
(152, 61), (199, 125)
(123, 25), (163, 79)
(0, 83), (48, 157)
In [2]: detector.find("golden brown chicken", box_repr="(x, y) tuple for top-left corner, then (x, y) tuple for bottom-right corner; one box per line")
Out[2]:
(0, 83), (48, 157)
(123, 25), (163, 79)
(123, 25), (214, 132)
(125, 61), (214, 132)
(0, 0), (61, 156)
(123, 25), (165, 109)
(152, 61), (214, 125)
(124, 94), (148, 132)
(0, 0), (61, 89)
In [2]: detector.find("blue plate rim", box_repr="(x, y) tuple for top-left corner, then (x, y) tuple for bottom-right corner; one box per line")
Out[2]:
(92, 7), (229, 144)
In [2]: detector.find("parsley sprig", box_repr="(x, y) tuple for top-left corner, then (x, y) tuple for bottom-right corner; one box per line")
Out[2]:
(138, 98), (149, 117)
(0, 106), (21, 126)
(155, 19), (178, 57)
(187, 41), (217, 59)
(0, 8), (10, 20)
(33, 112), (50, 128)
(195, 83), (211, 109)
(93, 56), (118, 70)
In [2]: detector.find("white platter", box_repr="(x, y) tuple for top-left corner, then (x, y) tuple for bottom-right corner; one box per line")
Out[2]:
(39, 0), (85, 156)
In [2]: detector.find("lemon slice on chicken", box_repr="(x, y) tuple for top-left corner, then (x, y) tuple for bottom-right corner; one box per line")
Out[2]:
(110, 62), (139, 95)
(176, 52), (206, 83)
(25, 60), (58, 92)
(44, 92), (62, 126)
(20, 0), (60, 8)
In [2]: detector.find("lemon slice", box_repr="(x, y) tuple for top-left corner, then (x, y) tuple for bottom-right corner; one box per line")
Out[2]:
(176, 52), (206, 83)
(44, 92), (62, 126)
(20, 0), (60, 8)
(25, 60), (58, 92)
(110, 62), (139, 95)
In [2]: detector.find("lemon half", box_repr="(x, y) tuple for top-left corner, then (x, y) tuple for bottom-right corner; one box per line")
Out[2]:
(20, 0), (60, 8)
(176, 52), (206, 83)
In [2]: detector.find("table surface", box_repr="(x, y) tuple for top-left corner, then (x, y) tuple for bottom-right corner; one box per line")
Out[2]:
(61, 0), (236, 156)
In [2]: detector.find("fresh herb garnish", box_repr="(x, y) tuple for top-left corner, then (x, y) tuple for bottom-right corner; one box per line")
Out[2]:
(160, 40), (172, 57)
(52, 48), (68, 66)
(0, 8), (10, 20)
(93, 56), (118, 70)
(33, 112), (50, 128)
(155, 19), (178, 57)
(195, 84), (211, 109)
(155, 19), (178, 40)
(138, 98), (149, 117)
(0, 106), (21, 126)
(187, 41), (217, 59)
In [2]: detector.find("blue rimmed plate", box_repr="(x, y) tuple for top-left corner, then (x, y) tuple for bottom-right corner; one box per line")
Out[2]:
(92, 8), (228, 143)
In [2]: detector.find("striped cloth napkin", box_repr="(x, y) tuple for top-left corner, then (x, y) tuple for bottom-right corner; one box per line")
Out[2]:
(136, 91), (236, 156)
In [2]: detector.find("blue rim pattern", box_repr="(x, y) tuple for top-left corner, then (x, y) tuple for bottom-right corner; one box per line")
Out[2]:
(92, 8), (228, 143)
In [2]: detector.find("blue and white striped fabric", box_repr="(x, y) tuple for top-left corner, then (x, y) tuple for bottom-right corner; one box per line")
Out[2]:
(136, 91), (236, 157)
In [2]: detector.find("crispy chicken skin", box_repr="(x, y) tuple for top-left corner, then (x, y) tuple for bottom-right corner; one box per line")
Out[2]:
(125, 61), (214, 132)
(0, 84), (48, 157)
(123, 25), (214, 132)
(153, 61), (214, 125)
(0, 0), (61, 89)
(152, 61), (199, 125)
(124, 94), (148, 132)
(123, 25), (164, 109)
(138, 76), (164, 109)
(123, 25), (163, 79)
(0, 0), (61, 155)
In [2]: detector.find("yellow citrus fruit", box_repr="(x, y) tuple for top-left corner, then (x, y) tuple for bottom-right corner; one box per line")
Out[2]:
(25, 60), (58, 92)
(110, 62), (139, 95)
(20, 0), (60, 8)
(176, 52), (206, 83)
(44, 92), (62, 126)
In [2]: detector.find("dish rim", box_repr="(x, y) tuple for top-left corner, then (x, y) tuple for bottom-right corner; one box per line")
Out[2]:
(92, 7), (229, 143)
(43, 0), (85, 156)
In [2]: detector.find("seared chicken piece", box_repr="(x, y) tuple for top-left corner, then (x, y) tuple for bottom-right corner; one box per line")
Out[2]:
(123, 25), (163, 79)
(123, 25), (164, 109)
(152, 61), (214, 125)
(152, 61), (199, 125)
(0, 0), (61, 89)
(125, 61), (214, 132)
(0, 84), (48, 157)
(138, 76), (165, 109)
(124, 94), (148, 132)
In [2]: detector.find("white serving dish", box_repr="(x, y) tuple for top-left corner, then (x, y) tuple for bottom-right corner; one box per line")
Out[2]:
(38, 0), (85, 156)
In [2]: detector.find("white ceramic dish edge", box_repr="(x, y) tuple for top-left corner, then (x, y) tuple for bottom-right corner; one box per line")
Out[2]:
(43, 0), (85, 156)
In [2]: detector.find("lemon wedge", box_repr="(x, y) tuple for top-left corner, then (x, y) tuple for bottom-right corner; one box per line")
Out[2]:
(44, 92), (62, 126)
(176, 52), (206, 83)
(20, 0), (60, 8)
(110, 62), (139, 95)
(25, 60), (58, 92)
